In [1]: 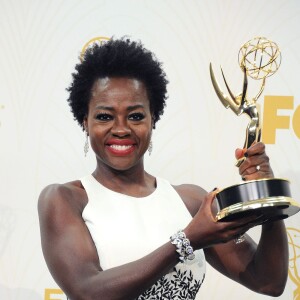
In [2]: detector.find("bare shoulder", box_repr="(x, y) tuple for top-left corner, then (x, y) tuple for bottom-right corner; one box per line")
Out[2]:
(173, 184), (207, 217)
(38, 180), (88, 217)
(38, 180), (102, 294)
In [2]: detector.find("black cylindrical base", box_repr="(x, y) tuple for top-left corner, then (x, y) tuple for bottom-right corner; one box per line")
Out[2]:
(216, 178), (300, 223)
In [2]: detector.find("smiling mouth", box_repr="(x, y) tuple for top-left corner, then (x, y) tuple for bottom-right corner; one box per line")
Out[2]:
(106, 143), (136, 156)
(109, 145), (133, 151)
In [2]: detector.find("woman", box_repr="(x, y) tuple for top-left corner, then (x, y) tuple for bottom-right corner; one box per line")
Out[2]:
(38, 38), (288, 300)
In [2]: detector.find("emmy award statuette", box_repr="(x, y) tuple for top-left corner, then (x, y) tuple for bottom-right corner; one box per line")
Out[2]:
(210, 37), (300, 223)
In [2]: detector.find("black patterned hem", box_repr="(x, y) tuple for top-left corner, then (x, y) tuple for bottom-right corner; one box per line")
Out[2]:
(137, 267), (205, 300)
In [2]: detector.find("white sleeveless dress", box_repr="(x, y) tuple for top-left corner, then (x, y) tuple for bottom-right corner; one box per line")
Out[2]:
(81, 174), (206, 299)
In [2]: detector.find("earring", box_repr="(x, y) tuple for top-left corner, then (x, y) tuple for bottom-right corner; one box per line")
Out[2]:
(148, 140), (153, 156)
(84, 131), (89, 156)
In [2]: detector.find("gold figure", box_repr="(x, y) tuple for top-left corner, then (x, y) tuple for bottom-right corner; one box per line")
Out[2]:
(210, 37), (281, 166)
(209, 37), (299, 223)
(287, 227), (300, 300)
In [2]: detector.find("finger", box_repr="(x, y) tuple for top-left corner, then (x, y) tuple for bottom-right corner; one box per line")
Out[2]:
(232, 232), (248, 242)
(218, 214), (263, 229)
(244, 142), (265, 157)
(201, 188), (220, 220)
(237, 217), (265, 233)
(238, 215), (264, 228)
(235, 145), (265, 169)
(240, 159), (274, 179)
(246, 218), (265, 228)
(239, 154), (269, 175)
(240, 161), (268, 176)
(203, 188), (219, 208)
(235, 148), (246, 160)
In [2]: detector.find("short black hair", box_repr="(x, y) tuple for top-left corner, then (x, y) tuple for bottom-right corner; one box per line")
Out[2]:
(67, 38), (168, 129)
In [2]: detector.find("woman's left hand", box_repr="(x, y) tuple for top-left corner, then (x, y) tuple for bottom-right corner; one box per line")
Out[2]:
(235, 142), (274, 181)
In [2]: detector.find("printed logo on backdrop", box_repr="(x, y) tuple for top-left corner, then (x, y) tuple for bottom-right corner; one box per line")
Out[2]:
(44, 289), (66, 300)
(80, 36), (110, 62)
(263, 97), (300, 299)
(262, 96), (300, 143)
(287, 228), (300, 300)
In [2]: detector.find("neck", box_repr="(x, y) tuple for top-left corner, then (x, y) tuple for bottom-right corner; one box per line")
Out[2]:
(92, 160), (155, 197)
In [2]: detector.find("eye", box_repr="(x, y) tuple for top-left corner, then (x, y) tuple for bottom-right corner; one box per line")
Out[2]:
(95, 113), (113, 121)
(128, 113), (145, 121)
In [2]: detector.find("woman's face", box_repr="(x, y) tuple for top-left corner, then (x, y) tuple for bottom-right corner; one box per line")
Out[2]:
(85, 77), (153, 172)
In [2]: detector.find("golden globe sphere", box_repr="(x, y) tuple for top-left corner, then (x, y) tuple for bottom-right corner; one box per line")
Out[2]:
(238, 37), (281, 80)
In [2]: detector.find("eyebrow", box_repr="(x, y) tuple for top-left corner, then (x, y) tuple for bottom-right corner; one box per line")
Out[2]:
(95, 104), (145, 111)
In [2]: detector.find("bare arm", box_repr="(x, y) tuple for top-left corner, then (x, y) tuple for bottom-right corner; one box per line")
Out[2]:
(204, 220), (288, 296)
(177, 142), (288, 296)
(38, 183), (180, 300)
(222, 142), (288, 295)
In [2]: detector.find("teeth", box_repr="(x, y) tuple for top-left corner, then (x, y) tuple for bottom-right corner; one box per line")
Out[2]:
(110, 145), (132, 150)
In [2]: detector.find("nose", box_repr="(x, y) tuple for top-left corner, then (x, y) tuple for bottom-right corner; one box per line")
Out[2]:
(111, 119), (131, 137)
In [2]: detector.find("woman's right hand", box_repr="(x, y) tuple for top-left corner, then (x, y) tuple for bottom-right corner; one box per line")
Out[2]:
(184, 189), (262, 249)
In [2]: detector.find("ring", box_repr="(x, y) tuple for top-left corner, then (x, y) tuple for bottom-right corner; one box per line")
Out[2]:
(256, 165), (261, 171)
(234, 234), (245, 244)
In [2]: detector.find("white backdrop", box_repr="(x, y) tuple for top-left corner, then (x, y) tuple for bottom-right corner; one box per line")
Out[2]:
(0, 0), (300, 299)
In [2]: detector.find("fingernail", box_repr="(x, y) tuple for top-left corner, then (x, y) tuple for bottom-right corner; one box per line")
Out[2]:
(244, 152), (248, 157)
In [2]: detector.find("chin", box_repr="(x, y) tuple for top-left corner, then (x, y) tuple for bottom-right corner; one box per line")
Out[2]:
(101, 157), (143, 172)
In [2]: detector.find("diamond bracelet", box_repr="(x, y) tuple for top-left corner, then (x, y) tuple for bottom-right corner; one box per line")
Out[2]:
(170, 230), (195, 262)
